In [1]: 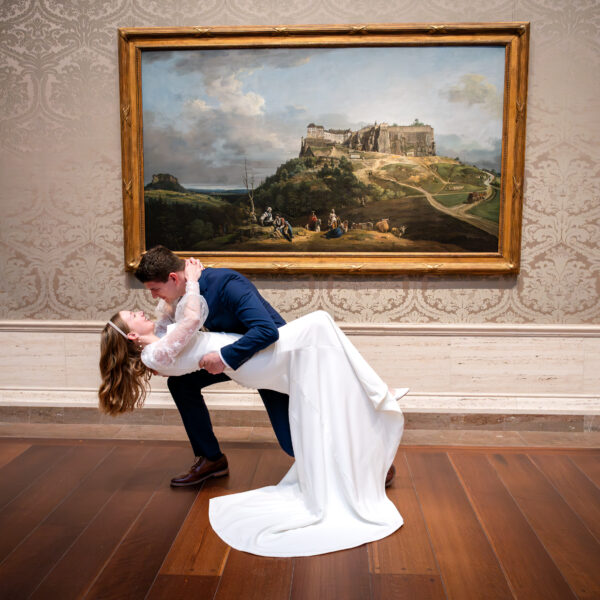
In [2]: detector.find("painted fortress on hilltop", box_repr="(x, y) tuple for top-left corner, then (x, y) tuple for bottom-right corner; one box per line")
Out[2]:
(300, 121), (436, 157)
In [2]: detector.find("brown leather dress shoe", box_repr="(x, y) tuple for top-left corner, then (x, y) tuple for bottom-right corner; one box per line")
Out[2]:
(170, 454), (229, 487)
(385, 464), (396, 488)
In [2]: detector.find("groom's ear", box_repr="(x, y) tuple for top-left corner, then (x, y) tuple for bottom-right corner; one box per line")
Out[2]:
(170, 271), (186, 287)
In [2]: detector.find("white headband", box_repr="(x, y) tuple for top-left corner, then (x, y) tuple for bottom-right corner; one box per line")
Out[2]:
(107, 320), (128, 339)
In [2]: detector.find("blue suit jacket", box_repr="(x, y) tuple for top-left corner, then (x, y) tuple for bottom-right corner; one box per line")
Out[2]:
(198, 268), (285, 371)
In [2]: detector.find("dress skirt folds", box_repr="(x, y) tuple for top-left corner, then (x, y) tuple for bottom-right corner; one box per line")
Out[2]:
(208, 311), (407, 557)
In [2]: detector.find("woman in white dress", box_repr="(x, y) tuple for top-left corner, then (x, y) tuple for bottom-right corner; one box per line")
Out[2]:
(99, 259), (407, 557)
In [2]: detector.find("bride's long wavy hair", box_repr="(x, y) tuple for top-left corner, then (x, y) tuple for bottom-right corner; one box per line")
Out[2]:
(98, 313), (151, 415)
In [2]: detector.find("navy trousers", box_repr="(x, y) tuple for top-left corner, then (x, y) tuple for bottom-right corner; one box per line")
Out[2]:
(167, 370), (294, 459)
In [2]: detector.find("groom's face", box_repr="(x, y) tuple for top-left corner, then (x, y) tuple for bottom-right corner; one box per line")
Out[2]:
(144, 271), (184, 303)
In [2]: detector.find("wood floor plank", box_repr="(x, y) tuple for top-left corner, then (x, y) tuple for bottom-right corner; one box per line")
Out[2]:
(372, 574), (447, 600)
(291, 546), (372, 600)
(0, 444), (70, 509)
(0, 442), (30, 469)
(569, 452), (600, 488)
(214, 449), (294, 600)
(84, 448), (198, 600)
(489, 452), (600, 600)
(0, 444), (109, 563)
(369, 452), (442, 580)
(450, 451), (576, 600)
(247, 447), (294, 487)
(531, 453), (600, 542)
(216, 553), (293, 600)
(0, 445), (149, 600)
(0, 438), (594, 600)
(406, 452), (512, 599)
(146, 574), (219, 600)
(31, 445), (191, 600)
(159, 448), (261, 577)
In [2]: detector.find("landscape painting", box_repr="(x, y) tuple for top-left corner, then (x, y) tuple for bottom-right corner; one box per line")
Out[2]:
(143, 45), (502, 253)
(119, 24), (529, 273)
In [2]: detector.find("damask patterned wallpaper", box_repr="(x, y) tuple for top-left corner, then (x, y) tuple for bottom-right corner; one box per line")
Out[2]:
(0, 0), (598, 323)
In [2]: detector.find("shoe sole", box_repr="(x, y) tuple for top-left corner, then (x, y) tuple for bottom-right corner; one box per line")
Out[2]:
(170, 468), (229, 487)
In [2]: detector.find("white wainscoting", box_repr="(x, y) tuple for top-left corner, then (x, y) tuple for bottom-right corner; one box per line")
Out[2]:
(0, 321), (599, 415)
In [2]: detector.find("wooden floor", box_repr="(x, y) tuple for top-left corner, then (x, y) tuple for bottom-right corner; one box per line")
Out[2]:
(0, 438), (598, 600)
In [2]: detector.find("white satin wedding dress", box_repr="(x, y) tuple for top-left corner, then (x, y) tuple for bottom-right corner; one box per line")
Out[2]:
(141, 282), (407, 557)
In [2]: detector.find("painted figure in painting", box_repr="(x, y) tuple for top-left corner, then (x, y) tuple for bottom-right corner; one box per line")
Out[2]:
(259, 206), (273, 226)
(306, 210), (319, 231)
(328, 208), (338, 230)
(324, 219), (348, 239)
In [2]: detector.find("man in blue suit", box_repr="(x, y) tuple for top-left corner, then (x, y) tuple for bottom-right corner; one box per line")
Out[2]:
(135, 245), (293, 486)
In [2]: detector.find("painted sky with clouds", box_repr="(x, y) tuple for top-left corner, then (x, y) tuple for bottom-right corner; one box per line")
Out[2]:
(142, 46), (505, 187)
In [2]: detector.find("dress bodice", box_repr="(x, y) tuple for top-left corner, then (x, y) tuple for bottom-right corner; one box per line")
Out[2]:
(143, 328), (240, 377)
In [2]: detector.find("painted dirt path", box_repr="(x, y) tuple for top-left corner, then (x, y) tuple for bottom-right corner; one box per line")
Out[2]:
(354, 157), (498, 237)
(454, 171), (496, 218)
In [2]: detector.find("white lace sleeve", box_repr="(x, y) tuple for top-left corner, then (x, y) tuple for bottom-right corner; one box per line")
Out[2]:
(142, 282), (209, 370)
(154, 299), (175, 338)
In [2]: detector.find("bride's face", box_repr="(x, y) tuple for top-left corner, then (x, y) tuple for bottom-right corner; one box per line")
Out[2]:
(119, 310), (154, 337)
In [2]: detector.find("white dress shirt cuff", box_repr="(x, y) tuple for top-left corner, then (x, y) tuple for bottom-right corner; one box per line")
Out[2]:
(218, 349), (231, 370)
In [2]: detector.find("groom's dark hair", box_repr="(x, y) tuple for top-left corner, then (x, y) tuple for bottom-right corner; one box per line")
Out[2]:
(134, 245), (185, 283)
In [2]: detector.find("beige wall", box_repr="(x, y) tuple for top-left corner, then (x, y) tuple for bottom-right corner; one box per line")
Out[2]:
(1, 0), (599, 324)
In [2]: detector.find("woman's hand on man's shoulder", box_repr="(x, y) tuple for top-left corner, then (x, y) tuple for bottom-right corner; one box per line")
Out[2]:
(184, 257), (204, 282)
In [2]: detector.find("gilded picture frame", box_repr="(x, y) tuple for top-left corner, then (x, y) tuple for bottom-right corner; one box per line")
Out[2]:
(118, 22), (529, 274)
